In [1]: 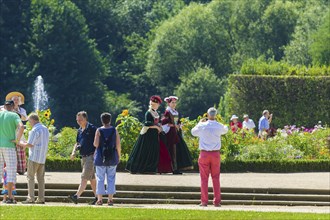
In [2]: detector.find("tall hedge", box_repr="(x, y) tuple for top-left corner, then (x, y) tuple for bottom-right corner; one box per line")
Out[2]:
(226, 75), (330, 128)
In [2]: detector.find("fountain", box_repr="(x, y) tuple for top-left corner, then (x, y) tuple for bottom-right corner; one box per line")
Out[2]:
(32, 75), (49, 111)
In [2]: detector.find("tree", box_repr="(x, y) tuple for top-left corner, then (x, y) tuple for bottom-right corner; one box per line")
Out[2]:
(146, 0), (300, 94)
(73, 0), (185, 112)
(309, 13), (330, 65)
(0, 0), (31, 104)
(175, 66), (225, 119)
(147, 2), (232, 94)
(228, 0), (300, 69)
(28, 0), (108, 128)
(283, 0), (329, 65)
(260, 0), (299, 60)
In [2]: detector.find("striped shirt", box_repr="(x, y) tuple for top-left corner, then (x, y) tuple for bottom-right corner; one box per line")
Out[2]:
(27, 123), (49, 164)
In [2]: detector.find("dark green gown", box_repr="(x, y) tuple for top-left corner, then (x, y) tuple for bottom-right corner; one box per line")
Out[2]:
(126, 110), (172, 173)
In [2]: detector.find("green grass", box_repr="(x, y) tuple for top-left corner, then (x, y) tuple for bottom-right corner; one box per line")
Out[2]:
(0, 206), (328, 220)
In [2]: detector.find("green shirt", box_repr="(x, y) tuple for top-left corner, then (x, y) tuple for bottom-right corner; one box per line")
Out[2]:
(0, 111), (21, 148)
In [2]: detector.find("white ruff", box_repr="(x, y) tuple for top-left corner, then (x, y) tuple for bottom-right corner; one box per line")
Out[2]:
(166, 106), (179, 116)
(149, 109), (159, 119)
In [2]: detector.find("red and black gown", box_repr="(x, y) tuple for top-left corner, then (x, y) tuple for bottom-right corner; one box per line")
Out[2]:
(126, 110), (172, 174)
(162, 109), (193, 171)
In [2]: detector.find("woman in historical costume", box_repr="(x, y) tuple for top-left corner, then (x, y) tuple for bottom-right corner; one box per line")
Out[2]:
(162, 96), (193, 174)
(6, 92), (28, 175)
(126, 95), (172, 174)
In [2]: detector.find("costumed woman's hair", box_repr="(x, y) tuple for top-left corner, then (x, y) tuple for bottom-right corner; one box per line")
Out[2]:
(164, 96), (178, 104)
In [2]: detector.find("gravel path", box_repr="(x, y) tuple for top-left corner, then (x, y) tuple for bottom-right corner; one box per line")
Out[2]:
(16, 172), (330, 189)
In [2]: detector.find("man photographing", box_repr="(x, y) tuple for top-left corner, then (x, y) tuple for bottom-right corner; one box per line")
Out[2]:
(191, 107), (228, 207)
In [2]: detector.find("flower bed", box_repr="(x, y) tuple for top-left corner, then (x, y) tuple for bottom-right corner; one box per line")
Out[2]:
(44, 111), (330, 172)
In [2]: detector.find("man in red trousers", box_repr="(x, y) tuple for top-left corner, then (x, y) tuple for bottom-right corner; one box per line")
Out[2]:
(191, 107), (228, 207)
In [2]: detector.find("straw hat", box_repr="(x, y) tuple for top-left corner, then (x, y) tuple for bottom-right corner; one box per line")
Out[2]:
(6, 91), (25, 104)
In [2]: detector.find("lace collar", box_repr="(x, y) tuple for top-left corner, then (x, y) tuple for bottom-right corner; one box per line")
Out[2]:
(149, 109), (159, 119)
(166, 106), (179, 116)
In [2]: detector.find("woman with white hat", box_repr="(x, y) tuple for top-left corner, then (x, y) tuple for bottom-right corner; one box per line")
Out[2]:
(230, 115), (242, 133)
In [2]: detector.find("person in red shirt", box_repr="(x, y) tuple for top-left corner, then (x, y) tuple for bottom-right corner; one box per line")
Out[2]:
(230, 115), (242, 133)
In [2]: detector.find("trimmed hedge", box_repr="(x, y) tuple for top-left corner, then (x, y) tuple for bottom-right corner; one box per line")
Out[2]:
(220, 160), (330, 173)
(45, 157), (127, 172)
(240, 59), (330, 76)
(226, 75), (330, 128)
(45, 158), (330, 173)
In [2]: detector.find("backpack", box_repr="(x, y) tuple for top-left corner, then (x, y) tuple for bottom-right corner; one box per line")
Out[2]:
(99, 128), (116, 164)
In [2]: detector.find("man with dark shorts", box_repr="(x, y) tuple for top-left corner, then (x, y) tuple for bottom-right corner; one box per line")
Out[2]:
(69, 111), (97, 204)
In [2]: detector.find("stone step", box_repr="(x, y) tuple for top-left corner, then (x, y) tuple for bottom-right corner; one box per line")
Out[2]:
(11, 183), (330, 206)
(11, 195), (330, 206)
(15, 183), (330, 195)
(14, 189), (330, 202)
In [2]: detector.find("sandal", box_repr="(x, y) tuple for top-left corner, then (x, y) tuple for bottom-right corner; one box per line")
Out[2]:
(107, 200), (114, 206)
(95, 200), (103, 206)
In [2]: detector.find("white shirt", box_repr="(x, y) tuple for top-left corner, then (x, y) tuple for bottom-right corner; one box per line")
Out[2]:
(243, 119), (256, 130)
(191, 120), (228, 151)
(27, 123), (49, 164)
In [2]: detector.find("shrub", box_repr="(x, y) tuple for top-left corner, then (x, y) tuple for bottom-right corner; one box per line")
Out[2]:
(240, 58), (330, 76)
(45, 157), (127, 172)
(44, 157), (330, 173)
(115, 110), (142, 156)
(221, 159), (330, 172)
(25, 108), (56, 139)
(48, 127), (77, 158)
(226, 75), (330, 128)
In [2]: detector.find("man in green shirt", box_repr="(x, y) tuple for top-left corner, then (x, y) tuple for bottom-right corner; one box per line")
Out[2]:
(0, 100), (24, 204)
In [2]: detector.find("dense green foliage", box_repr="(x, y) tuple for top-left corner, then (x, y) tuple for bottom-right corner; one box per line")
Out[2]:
(115, 111), (143, 156)
(309, 13), (330, 65)
(29, 0), (109, 127)
(48, 127), (77, 157)
(240, 59), (330, 76)
(1, 0), (329, 128)
(226, 75), (330, 128)
(175, 66), (225, 118)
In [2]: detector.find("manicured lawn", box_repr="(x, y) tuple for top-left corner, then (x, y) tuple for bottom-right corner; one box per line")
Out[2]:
(0, 206), (329, 220)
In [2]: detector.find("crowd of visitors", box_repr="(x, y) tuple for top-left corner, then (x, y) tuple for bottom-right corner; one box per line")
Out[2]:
(1, 91), (274, 207)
